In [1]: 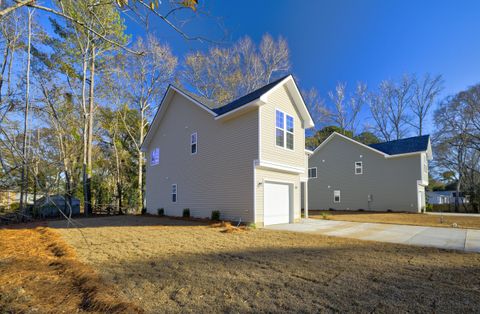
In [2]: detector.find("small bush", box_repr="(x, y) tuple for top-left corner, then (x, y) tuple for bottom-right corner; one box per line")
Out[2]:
(183, 208), (190, 218)
(425, 203), (433, 212)
(211, 210), (220, 221)
(321, 212), (329, 220)
(247, 222), (256, 229)
(157, 208), (164, 216)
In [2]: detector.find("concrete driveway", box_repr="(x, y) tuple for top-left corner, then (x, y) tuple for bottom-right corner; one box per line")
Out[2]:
(266, 219), (480, 252)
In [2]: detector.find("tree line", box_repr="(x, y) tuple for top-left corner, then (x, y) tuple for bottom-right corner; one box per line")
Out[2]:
(0, 0), (292, 215)
(0, 0), (478, 215)
(305, 75), (479, 211)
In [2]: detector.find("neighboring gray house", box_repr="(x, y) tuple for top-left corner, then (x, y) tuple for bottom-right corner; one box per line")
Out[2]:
(308, 132), (432, 213)
(427, 191), (469, 205)
(141, 75), (314, 227)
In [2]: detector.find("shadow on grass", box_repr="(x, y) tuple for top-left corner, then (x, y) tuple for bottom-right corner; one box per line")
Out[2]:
(90, 243), (480, 313)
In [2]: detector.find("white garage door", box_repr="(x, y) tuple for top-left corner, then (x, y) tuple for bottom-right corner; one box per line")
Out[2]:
(264, 182), (291, 225)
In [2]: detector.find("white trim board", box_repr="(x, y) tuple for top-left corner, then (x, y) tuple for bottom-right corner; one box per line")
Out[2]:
(254, 159), (305, 174)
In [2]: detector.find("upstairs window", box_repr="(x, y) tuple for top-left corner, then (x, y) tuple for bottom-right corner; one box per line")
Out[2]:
(308, 167), (317, 179)
(275, 109), (294, 150)
(151, 148), (160, 166)
(275, 110), (284, 147)
(355, 161), (363, 175)
(172, 184), (177, 203)
(191, 132), (197, 155)
(286, 115), (294, 149)
(334, 190), (341, 203)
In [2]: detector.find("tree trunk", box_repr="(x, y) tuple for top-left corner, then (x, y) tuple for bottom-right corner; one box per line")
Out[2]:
(86, 44), (96, 215)
(0, 42), (10, 103)
(65, 170), (72, 217)
(32, 131), (39, 215)
(138, 108), (145, 213)
(19, 9), (32, 215)
(112, 135), (122, 214)
(82, 48), (89, 216)
(455, 174), (461, 213)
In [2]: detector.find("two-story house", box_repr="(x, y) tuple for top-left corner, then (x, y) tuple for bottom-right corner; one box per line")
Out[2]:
(140, 75), (314, 227)
(308, 132), (432, 212)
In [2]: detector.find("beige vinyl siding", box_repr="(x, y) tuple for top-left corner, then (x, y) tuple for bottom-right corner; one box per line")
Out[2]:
(254, 168), (302, 227)
(260, 86), (307, 171)
(145, 92), (258, 222)
(308, 135), (423, 212)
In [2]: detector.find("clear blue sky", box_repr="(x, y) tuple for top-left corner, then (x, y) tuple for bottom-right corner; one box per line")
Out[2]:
(125, 0), (480, 134)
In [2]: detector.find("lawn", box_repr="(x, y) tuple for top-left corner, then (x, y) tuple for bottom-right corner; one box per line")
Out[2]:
(309, 210), (480, 229)
(41, 215), (480, 313)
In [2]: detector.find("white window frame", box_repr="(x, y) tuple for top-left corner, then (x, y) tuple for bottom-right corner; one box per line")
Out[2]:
(308, 167), (317, 179)
(191, 132), (198, 155)
(355, 161), (363, 175)
(172, 184), (177, 203)
(275, 109), (294, 151)
(150, 147), (160, 166)
(334, 190), (341, 203)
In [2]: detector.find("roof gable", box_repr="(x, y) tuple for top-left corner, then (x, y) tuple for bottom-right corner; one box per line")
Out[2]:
(310, 132), (431, 159)
(141, 75), (314, 151)
(311, 132), (387, 157)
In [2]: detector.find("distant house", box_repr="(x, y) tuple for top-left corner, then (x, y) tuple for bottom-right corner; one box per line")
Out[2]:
(0, 190), (35, 210)
(427, 191), (469, 205)
(141, 75), (315, 227)
(36, 195), (81, 217)
(308, 132), (432, 213)
(0, 190), (16, 209)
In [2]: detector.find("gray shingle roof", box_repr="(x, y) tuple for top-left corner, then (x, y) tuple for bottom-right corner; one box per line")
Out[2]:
(212, 75), (290, 116)
(369, 135), (430, 155)
(174, 75), (290, 116)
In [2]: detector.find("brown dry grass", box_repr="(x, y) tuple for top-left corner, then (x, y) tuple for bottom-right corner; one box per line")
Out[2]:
(49, 215), (480, 313)
(310, 210), (480, 229)
(0, 224), (143, 313)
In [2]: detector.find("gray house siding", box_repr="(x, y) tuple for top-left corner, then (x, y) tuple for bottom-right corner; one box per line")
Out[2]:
(145, 92), (258, 222)
(309, 135), (424, 212)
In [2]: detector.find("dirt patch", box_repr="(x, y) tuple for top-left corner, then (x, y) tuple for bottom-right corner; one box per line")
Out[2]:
(0, 225), (142, 313)
(310, 210), (480, 229)
(50, 215), (480, 313)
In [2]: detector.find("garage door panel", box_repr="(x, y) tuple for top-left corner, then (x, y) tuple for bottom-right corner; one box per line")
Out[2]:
(264, 182), (290, 225)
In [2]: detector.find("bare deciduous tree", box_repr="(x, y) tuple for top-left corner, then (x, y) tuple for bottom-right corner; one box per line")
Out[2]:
(301, 87), (329, 135)
(369, 75), (413, 141)
(327, 82), (367, 135)
(409, 73), (443, 136)
(183, 34), (290, 105)
(117, 35), (177, 213)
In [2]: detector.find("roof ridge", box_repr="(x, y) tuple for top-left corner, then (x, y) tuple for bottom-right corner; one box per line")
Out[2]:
(212, 74), (292, 116)
(170, 74), (292, 114)
(371, 134), (430, 146)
